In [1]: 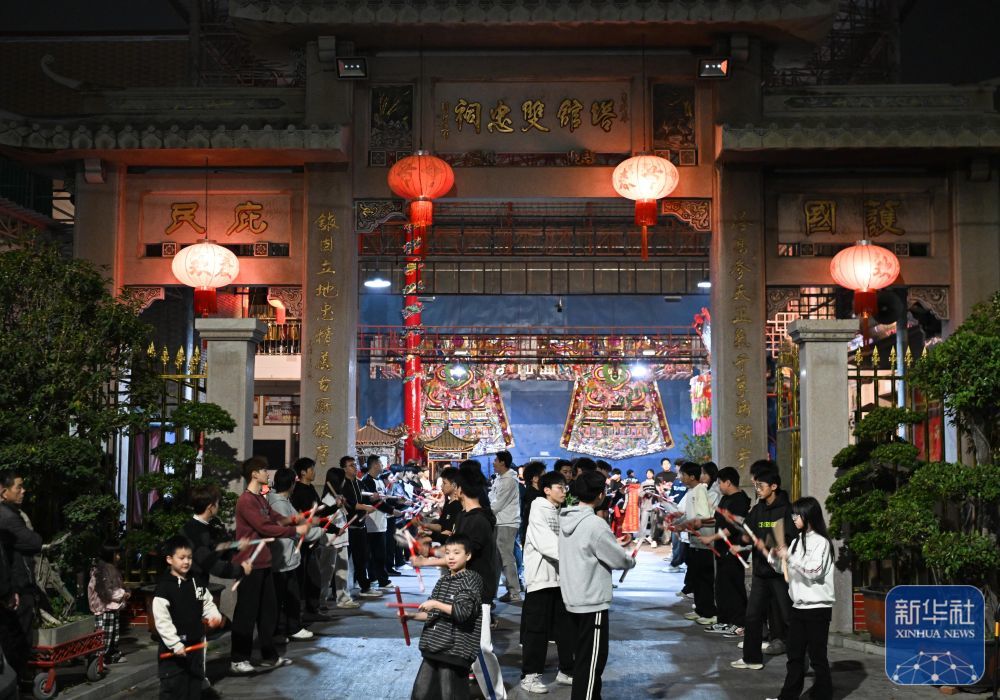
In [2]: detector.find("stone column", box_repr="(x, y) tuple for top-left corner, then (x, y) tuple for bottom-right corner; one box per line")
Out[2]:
(950, 166), (1000, 327)
(300, 165), (358, 485)
(195, 318), (267, 462)
(74, 163), (122, 290)
(788, 318), (857, 634)
(710, 166), (767, 478)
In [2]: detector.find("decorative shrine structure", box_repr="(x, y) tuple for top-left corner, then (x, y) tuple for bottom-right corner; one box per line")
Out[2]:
(355, 417), (406, 467)
(416, 428), (480, 481)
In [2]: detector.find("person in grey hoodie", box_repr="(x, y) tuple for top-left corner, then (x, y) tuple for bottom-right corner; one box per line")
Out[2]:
(558, 470), (636, 700)
(490, 450), (522, 602)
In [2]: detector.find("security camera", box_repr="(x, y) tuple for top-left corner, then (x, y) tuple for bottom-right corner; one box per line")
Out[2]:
(556, 298), (564, 313)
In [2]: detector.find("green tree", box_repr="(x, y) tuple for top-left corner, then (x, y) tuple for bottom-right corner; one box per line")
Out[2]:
(0, 237), (160, 571)
(908, 291), (1000, 464)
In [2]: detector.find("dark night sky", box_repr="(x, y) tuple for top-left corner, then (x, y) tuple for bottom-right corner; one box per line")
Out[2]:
(0, 0), (997, 84)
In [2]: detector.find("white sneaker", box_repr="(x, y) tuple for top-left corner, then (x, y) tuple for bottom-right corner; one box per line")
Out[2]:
(764, 639), (786, 655)
(737, 640), (744, 649)
(705, 623), (732, 634)
(674, 590), (691, 598)
(519, 673), (548, 694)
(683, 611), (700, 620)
(289, 628), (314, 640)
(258, 656), (293, 669)
(729, 659), (764, 670)
(358, 589), (383, 598)
(555, 671), (573, 685)
(696, 616), (718, 625)
(336, 600), (361, 609)
(230, 661), (255, 675)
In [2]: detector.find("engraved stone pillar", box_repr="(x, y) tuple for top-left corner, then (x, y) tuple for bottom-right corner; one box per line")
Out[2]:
(788, 318), (858, 634)
(950, 166), (1000, 326)
(300, 165), (358, 485)
(195, 318), (267, 462)
(710, 167), (767, 478)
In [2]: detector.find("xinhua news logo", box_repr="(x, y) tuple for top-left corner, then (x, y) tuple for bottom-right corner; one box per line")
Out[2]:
(885, 585), (985, 686)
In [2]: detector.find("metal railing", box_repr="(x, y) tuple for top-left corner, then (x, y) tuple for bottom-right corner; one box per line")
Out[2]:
(848, 345), (947, 460)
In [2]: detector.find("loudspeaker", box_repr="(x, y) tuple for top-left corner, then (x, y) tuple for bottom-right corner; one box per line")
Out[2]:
(875, 288), (906, 325)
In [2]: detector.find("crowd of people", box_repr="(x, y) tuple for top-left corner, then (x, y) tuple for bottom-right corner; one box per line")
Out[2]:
(100, 449), (836, 700)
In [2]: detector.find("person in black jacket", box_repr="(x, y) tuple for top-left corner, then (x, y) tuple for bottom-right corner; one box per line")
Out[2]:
(153, 535), (223, 700)
(289, 458), (329, 616)
(183, 484), (251, 589)
(339, 456), (381, 598)
(698, 467), (751, 636)
(0, 471), (42, 678)
(731, 469), (794, 670)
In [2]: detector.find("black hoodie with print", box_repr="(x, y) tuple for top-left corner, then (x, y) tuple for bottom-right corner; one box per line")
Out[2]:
(745, 489), (795, 578)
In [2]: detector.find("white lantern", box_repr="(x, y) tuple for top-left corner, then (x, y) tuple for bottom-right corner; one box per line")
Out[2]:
(171, 241), (239, 316)
(612, 154), (679, 258)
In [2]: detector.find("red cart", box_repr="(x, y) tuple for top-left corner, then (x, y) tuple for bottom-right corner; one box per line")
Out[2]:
(29, 630), (105, 699)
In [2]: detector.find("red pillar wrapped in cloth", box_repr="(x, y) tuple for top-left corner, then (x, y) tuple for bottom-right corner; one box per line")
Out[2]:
(402, 223), (424, 463)
(387, 152), (455, 462)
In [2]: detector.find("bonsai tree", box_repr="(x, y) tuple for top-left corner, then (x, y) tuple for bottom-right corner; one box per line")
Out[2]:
(125, 401), (239, 574)
(0, 237), (160, 576)
(908, 290), (1000, 464)
(903, 461), (1000, 588)
(826, 406), (926, 587)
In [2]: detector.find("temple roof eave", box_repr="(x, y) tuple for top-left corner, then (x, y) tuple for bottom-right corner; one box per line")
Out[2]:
(0, 115), (349, 165)
(356, 417), (406, 447)
(417, 428), (480, 452)
(716, 115), (1000, 159)
(229, 0), (839, 47)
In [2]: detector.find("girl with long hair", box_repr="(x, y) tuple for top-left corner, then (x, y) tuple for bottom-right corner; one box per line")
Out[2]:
(766, 496), (835, 700)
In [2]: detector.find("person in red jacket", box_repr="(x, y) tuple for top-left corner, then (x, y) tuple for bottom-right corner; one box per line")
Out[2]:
(229, 457), (309, 675)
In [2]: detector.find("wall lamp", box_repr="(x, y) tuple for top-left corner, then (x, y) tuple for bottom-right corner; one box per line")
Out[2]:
(337, 57), (368, 79)
(697, 58), (729, 78)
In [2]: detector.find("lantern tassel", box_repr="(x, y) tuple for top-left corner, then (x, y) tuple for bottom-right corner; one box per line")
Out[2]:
(641, 225), (649, 260)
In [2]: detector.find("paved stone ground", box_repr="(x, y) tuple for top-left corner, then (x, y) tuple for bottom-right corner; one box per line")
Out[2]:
(105, 549), (947, 699)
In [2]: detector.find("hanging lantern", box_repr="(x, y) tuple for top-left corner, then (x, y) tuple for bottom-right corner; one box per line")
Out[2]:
(612, 154), (679, 259)
(171, 241), (240, 316)
(830, 240), (900, 316)
(387, 151), (455, 227)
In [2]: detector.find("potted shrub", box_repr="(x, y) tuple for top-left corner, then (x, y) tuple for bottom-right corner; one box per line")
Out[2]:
(908, 290), (1000, 465)
(127, 402), (239, 631)
(826, 406), (926, 642)
(0, 239), (160, 636)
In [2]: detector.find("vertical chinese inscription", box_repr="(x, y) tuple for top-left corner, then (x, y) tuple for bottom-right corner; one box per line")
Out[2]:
(729, 211), (756, 473)
(311, 210), (339, 467)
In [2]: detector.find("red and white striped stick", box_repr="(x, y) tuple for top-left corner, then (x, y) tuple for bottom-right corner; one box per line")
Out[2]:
(295, 505), (319, 553)
(402, 529), (425, 593)
(720, 531), (751, 569)
(393, 586), (411, 646)
(329, 514), (358, 538)
(231, 540), (269, 591)
(214, 537), (272, 552)
(618, 543), (640, 583)
(159, 641), (207, 659)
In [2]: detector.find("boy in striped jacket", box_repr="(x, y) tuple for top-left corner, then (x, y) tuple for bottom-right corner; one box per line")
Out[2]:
(409, 533), (483, 700)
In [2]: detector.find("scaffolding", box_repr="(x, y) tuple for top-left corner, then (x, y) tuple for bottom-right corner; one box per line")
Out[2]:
(766, 0), (901, 86)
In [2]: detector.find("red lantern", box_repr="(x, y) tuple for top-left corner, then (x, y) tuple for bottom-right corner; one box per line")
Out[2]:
(612, 154), (679, 259)
(830, 240), (900, 326)
(387, 151), (454, 226)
